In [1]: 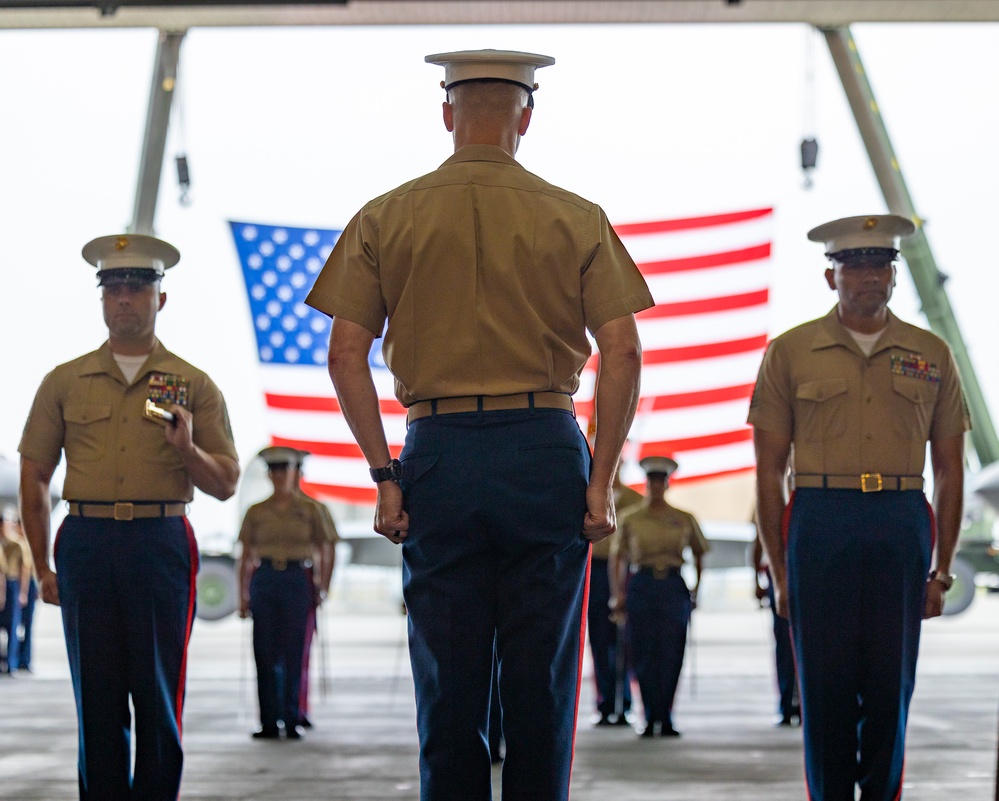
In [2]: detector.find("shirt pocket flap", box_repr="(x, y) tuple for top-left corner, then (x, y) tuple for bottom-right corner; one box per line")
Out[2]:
(64, 403), (113, 425)
(892, 377), (936, 405)
(795, 378), (848, 404)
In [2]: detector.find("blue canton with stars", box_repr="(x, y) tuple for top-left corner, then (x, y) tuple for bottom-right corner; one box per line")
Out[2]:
(230, 220), (386, 369)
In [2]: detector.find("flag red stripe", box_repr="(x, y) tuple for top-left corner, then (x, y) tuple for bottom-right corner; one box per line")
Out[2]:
(626, 464), (755, 488)
(645, 383), (754, 410)
(266, 393), (406, 415)
(638, 243), (771, 275)
(301, 480), (376, 504)
(614, 208), (772, 236)
(638, 428), (753, 454)
(637, 289), (769, 318)
(642, 335), (768, 365)
(573, 383), (753, 419)
(303, 466), (759, 506)
(271, 435), (403, 459)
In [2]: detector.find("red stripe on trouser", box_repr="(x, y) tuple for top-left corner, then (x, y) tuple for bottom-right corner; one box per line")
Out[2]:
(175, 517), (198, 741)
(925, 497), (937, 553)
(567, 542), (592, 799)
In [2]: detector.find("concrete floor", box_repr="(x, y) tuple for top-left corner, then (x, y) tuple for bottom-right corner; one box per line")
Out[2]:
(1, 569), (997, 800)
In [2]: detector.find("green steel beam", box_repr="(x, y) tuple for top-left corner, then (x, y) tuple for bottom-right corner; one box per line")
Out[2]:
(129, 29), (185, 236)
(822, 25), (999, 467)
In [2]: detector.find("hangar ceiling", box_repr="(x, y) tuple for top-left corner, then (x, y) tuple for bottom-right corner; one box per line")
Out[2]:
(3, 0), (999, 30)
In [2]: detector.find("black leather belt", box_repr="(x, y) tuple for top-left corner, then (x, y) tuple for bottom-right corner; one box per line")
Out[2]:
(67, 501), (187, 521)
(260, 558), (311, 571)
(793, 474), (924, 492)
(632, 565), (681, 580)
(407, 392), (574, 424)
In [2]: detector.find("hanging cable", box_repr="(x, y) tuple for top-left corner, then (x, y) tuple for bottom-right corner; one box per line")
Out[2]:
(173, 54), (192, 207)
(800, 25), (819, 189)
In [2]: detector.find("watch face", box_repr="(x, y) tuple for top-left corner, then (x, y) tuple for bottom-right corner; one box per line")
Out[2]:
(371, 459), (403, 483)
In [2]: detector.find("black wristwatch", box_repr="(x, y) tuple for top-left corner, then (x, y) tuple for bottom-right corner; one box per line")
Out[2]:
(369, 459), (403, 483)
(928, 569), (956, 591)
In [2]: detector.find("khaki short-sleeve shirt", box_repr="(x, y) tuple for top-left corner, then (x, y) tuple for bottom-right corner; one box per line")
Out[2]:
(19, 340), (237, 502)
(299, 491), (340, 545)
(305, 144), (654, 406)
(238, 494), (329, 562)
(1, 539), (25, 576)
(748, 307), (970, 477)
(611, 502), (709, 570)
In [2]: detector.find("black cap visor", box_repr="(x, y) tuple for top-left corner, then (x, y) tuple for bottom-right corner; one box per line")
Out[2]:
(98, 268), (162, 288)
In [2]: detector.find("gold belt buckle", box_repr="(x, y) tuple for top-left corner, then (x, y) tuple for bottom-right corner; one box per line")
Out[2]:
(272, 558), (287, 571)
(652, 564), (669, 580)
(861, 473), (882, 493)
(114, 502), (135, 521)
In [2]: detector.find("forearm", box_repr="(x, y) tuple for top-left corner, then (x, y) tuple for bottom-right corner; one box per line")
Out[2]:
(930, 434), (966, 575)
(756, 482), (786, 578)
(331, 364), (392, 467)
(609, 553), (628, 605)
(19, 564), (31, 599)
(237, 548), (254, 608)
(752, 429), (792, 582)
(328, 322), (391, 470)
(180, 448), (239, 501)
(19, 459), (55, 580)
(319, 543), (336, 590)
(591, 316), (642, 491)
(932, 469), (964, 575)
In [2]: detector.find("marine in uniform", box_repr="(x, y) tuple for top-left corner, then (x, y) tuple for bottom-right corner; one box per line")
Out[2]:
(0, 508), (33, 673)
(609, 456), (708, 738)
(237, 446), (330, 740)
(588, 462), (642, 726)
(293, 450), (339, 729)
(18, 234), (239, 800)
(749, 215), (969, 801)
(0, 509), (29, 673)
(305, 50), (652, 801)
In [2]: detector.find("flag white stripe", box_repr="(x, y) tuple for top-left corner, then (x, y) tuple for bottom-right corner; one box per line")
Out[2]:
(638, 307), (769, 349)
(638, 352), (765, 396)
(642, 260), (770, 303)
(619, 215), (771, 263)
(637, 400), (755, 440)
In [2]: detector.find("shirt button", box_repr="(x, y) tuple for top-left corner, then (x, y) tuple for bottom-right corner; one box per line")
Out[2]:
(865, 433), (873, 440)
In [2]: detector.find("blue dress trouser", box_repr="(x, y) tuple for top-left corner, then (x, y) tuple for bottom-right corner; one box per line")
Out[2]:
(765, 567), (798, 719)
(19, 576), (38, 670)
(588, 557), (631, 717)
(400, 408), (591, 801)
(55, 515), (199, 801)
(625, 570), (690, 730)
(249, 561), (313, 730)
(1, 577), (22, 672)
(786, 489), (931, 801)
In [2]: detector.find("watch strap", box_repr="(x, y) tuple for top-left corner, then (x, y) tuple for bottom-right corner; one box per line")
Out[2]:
(369, 459), (403, 483)
(928, 569), (956, 590)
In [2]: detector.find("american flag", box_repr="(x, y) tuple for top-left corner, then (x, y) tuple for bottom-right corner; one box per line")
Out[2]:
(230, 208), (772, 514)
